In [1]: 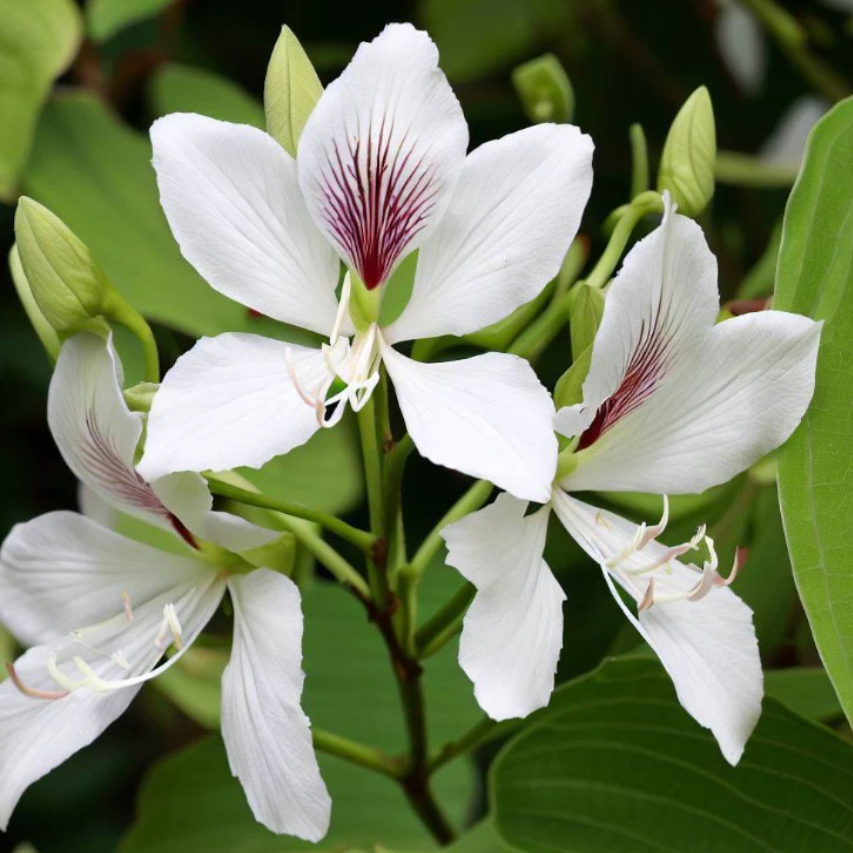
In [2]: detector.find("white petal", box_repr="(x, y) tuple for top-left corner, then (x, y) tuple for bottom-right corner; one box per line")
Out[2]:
(0, 510), (217, 647)
(151, 114), (341, 336)
(385, 124), (593, 343)
(558, 202), (822, 494)
(381, 341), (557, 502)
(138, 334), (327, 480)
(716, 4), (766, 96)
(563, 310), (821, 494)
(552, 491), (762, 764)
(151, 473), (279, 553)
(0, 644), (139, 831)
(760, 96), (828, 168)
(297, 23), (467, 289)
(49, 333), (172, 527)
(443, 494), (564, 720)
(222, 570), (330, 841)
(556, 200), (719, 443)
(77, 482), (117, 529)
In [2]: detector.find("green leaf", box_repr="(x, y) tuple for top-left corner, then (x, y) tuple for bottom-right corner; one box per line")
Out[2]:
(765, 667), (843, 722)
(86, 0), (177, 42)
(492, 657), (853, 853)
(148, 63), (265, 128)
(0, 0), (81, 200)
(155, 646), (228, 730)
(444, 820), (514, 853)
(264, 26), (324, 157)
(22, 91), (315, 345)
(775, 96), (853, 725)
(421, 0), (573, 83)
(121, 575), (481, 851)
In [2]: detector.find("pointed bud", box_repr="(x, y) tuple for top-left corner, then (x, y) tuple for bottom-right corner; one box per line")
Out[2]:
(554, 344), (592, 411)
(512, 54), (574, 124)
(569, 283), (605, 361)
(264, 26), (324, 157)
(124, 382), (159, 413)
(14, 198), (110, 337)
(658, 86), (716, 217)
(8, 244), (60, 361)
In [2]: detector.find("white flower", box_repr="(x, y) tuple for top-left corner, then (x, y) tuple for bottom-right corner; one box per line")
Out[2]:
(0, 333), (330, 841)
(136, 23), (594, 503)
(441, 197), (821, 764)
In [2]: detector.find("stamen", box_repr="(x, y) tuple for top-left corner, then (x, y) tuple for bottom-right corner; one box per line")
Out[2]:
(595, 512), (611, 530)
(123, 590), (133, 622)
(111, 651), (131, 670)
(637, 495), (670, 550)
(6, 662), (69, 701)
(330, 274), (352, 347)
(47, 653), (89, 692)
(165, 604), (184, 651)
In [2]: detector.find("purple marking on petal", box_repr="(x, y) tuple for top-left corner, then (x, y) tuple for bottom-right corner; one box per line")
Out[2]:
(319, 116), (439, 289)
(578, 310), (672, 451)
(80, 410), (170, 519)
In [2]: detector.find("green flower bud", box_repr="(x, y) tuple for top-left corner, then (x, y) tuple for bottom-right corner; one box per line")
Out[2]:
(569, 283), (604, 362)
(512, 53), (574, 124)
(8, 243), (61, 361)
(554, 344), (592, 411)
(264, 26), (324, 157)
(658, 86), (716, 218)
(15, 197), (110, 337)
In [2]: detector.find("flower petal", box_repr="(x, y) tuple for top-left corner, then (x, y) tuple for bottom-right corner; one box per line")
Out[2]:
(760, 96), (828, 168)
(48, 333), (172, 526)
(0, 644), (139, 831)
(716, 3), (766, 97)
(222, 569), (330, 840)
(297, 23), (468, 289)
(557, 201), (821, 494)
(151, 473), (279, 553)
(381, 341), (557, 502)
(443, 493), (564, 720)
(138, 334), (327, 480)
(385, 124), (593, 343)
(562, 310), (821, 494)
(0, 510), (217, 648)
(552, 491), (762, 764)
(151, 113), (341, 336)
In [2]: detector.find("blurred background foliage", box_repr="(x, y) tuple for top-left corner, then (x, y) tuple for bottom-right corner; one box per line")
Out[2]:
(1, 0), (853, 851)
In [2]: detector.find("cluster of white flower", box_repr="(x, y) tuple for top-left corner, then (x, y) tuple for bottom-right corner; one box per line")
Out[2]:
(0, 23), (821, 842)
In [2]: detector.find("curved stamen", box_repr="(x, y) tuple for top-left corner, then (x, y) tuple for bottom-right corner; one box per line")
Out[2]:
(6, 663), (69, 701)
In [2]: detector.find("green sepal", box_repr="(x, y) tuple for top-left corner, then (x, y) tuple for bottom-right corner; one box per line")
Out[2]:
(15, 196), (110, 336)
(348, 270), (381, 330)
(569, 283), (604, 361)
(264, 26), (324, 156)
(512, 53), (574, 124)
(124, 381), (159, 413)
(8, 243), (61, 361)
(239, 531), (298, 575)
(657, 86), (716, 218)
(554, 343), (592, 411)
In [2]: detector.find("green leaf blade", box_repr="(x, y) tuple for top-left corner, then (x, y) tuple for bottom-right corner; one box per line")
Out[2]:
(775, 95), (853, 726)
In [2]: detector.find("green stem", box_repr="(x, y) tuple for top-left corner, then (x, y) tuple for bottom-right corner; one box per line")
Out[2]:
(385, 433), (414, 577)
(357, 397), (389, 603)
(103, 292), (159, 383)
(410, 481), (493, 578)
(629, 123), (649, 199)
(584, 191), (663, 290)
(313, 728), (401, 779)
(207, 477), (376, 554)
(415, 582), (475, 660)
(715, 151), (799, 188)
(428, 716), (501, 774)
(738, 0), (850, 102)
(397, 564), (420, 656)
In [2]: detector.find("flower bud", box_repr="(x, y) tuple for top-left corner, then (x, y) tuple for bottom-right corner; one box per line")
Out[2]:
(264, 26), (324, 157)
(512, 54), (574, 124)
(569, 283), (604, 361)
(14, 197), (109, 337)
(658, 86), (716, 217)
(554, 345), (592, 411)
(124, 382), (159, 413)
(8, 244), (60, 361)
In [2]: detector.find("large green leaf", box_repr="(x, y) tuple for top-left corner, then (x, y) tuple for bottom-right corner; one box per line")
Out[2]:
(775, 96), (853, 724)
(121, 573), (482, 852)
(492, 657), (853, 853)
(0, 0), (81, 200)
(21, 91), (313, 345)
(86, 0), (178, 41)
(148, 63), (265, 128)
(765, 667), (843, 722)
